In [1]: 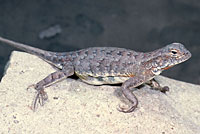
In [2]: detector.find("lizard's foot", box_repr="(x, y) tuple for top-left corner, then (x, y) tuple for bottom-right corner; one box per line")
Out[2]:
(156, 86), (169, 93)
(26, 84), (48, 111)
(117, 102), (137, 113)
(32, 89), (48, 111)
(147, 79), (169, 93)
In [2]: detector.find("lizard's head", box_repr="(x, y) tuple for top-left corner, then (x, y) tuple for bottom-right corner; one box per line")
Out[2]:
(151, 43), (191, 75)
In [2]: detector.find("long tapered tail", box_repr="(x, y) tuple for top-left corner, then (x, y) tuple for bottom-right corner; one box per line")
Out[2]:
(0, 36), (72, 68)
(0, 36), (53, 57)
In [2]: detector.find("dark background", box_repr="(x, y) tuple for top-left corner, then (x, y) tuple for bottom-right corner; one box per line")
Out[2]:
(0, 0), (199, 84)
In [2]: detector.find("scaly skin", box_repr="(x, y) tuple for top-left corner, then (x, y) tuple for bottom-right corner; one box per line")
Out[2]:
(0, 36), (191, 113)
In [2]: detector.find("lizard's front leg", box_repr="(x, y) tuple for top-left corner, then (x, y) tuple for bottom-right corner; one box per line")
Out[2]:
(118, 77), (144, 113)
(32, 67), (74, 111)
(146, 78), (169, 93)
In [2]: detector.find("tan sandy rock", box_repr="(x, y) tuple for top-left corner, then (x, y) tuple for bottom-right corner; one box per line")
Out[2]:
(0, 51), (200, 134)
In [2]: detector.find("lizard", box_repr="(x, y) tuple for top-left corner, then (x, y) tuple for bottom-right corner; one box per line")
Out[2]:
(0, 36), (191, 113)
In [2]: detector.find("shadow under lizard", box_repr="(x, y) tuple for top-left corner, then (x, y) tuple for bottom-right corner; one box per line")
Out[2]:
(0, 36), (191, 113)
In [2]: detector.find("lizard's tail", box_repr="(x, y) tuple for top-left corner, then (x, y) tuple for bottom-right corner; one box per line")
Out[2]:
(0, 36), (57, 60)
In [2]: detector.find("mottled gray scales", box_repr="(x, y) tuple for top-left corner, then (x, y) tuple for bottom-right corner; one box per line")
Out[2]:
(0, 36), (191, 113)
(74, 47), (139, 77)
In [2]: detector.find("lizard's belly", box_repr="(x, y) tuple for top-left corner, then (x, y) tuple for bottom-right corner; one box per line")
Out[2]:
(75, 72), (130, 85)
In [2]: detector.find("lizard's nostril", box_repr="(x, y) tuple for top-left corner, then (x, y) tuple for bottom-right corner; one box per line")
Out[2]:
(185, 51), (192, 58)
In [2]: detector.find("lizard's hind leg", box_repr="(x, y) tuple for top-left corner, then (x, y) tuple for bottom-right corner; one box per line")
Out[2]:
(31, 67), (74, 111)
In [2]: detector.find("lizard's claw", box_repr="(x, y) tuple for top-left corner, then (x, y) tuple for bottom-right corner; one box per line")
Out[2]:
(117, 103), (137, 113)
(27, 84), (36, 91)
(31, 89), (48, 111)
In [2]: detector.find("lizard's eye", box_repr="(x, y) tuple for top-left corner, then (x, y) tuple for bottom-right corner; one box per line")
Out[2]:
(170, 49), (178, 55)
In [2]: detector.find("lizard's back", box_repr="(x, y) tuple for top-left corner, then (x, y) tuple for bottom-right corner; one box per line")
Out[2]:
(70, 47), (143, 85)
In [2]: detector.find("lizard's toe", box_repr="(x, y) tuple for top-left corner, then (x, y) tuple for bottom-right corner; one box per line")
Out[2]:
(27, 84), (36, 90)
(31, 89), (48, 111)
(117, 103), (137, 113)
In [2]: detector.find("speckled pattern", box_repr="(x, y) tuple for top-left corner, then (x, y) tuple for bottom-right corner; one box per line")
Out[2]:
(0, 36), (191, 112)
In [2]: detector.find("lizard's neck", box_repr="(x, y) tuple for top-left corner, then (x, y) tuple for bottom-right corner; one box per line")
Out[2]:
(140, 49), (167, 76)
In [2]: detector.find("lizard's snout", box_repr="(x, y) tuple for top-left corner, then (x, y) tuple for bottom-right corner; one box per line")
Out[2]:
(185, 50), (192, 59)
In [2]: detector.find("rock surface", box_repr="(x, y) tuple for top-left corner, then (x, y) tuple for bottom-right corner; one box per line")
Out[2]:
(0, 51), (200, 134)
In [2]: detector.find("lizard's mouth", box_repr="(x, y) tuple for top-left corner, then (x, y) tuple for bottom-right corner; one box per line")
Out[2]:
(163, 65), (174, 70)
(178, 51), (191, 63)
